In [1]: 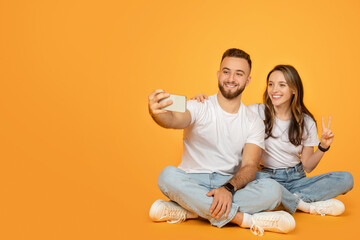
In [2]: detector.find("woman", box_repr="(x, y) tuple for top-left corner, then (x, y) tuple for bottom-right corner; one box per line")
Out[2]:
(192, 65), (353, 216)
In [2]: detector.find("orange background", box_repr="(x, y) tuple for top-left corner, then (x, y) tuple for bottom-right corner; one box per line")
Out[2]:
(0, 0), (359, 239)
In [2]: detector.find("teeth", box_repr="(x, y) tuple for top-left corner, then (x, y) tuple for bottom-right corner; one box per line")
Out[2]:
(272, 95), (281, 99)
(225, 84), (236, 88)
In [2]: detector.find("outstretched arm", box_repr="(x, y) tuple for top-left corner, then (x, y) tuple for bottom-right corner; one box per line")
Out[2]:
(302, 116), (335, 173)
(148, 89), (191, 129)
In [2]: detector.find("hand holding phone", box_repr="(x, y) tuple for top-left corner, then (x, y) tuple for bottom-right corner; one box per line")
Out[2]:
(159, 94), (187, 113)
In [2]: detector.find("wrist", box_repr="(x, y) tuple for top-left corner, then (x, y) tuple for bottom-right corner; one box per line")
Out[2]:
(222, 182), (235, 195)
(319, 142), (329, 148)
(318, 142), (330, 152)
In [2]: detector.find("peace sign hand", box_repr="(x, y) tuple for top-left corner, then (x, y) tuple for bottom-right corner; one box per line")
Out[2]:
(320, 116), (335, 149)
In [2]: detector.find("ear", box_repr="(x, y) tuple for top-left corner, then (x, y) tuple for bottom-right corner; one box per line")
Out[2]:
(245, 76), (252, 86)
(217, 70), (220, 80)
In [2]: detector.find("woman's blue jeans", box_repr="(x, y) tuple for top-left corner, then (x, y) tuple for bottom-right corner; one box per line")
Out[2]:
(256, 163), (354, 214)
(158, 166), (282, 228)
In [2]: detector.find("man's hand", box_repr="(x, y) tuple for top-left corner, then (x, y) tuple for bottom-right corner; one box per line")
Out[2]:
(206, 187), (232, 219)
(148, 89), (173, 117)
(148, 89), (191, 129)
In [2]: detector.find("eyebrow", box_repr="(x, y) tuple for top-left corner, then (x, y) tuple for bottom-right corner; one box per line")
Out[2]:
(222, 67), (245, 74)
(268, 80), (288, 84)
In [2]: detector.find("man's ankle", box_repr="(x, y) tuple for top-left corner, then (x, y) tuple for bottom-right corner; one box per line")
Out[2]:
(230, 212), (244, 226)
(186, 211), (198, 219)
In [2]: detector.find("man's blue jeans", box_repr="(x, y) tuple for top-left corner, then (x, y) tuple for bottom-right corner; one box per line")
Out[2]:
(158, 166), (282, 228)
(256, 163), (354, 214)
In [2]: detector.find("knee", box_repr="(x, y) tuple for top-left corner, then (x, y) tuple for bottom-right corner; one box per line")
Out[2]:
(257, 178), (282, 205)
(339, 171), (354, 192)
(158, 166), (187, 194)
(158, 166), (178, 187)
(158, 166), (188, 199)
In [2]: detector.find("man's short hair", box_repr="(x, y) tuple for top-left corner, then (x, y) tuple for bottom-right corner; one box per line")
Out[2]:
(221, 48), (252, 71)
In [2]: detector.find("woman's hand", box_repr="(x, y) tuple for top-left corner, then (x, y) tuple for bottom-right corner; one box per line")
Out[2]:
(190, 94), (208, 103)
(320, 116), (334, 149)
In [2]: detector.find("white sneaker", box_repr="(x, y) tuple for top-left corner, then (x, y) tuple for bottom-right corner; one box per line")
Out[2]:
(149, 199), (191, 223)
(309, 199), (345, 216)
(250, 211), (295, 236)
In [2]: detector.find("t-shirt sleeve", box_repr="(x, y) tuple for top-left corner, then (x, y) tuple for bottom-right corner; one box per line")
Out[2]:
(303, 117), (319, 146)
(246, 114), (265, 150)
(247, 104), (259, 114)
(186, 99), (205, 125)
(247, 103), (265, 120)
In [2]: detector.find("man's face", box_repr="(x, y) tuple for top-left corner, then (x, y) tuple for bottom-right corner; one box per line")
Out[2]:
(217, 57), (251, 99)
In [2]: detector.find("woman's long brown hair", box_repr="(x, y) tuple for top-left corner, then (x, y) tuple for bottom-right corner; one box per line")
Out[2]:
(263, 65), (316, 146)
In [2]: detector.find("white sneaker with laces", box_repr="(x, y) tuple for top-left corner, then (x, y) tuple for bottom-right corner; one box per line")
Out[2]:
(149, 199), (191, 223)
(250, 211), (295, 236)
(309, 199), (345, 216)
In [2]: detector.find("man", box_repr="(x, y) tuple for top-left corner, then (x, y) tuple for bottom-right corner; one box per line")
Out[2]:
(147, 48), (295, 236)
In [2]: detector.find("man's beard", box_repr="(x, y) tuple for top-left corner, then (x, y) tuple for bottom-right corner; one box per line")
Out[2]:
(218, 82), (245, 99)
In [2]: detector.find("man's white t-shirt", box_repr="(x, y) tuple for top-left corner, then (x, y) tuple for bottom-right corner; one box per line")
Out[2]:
(248, 104), (319, 169)
(178, 94), (265, 176)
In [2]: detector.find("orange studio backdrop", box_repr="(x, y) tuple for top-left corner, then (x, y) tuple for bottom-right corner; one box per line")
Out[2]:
(0, 0), (359, 239)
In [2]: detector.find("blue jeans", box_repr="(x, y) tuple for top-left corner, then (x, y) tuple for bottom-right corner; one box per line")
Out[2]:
(256, 163), (354, 214)
(158, 166), (282, 228)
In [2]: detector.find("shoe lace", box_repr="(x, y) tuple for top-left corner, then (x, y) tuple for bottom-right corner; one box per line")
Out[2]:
(314, 206), (327, 216)
(250, 225), (264, 236)
(250, 215), (280, 236)
(312, 201), (337, 216)
(161, 208), (187, 223)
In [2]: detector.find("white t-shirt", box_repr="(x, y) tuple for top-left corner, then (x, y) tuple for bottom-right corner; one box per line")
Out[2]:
(248, 104), (319, 169)
(178, 94), (265, 175)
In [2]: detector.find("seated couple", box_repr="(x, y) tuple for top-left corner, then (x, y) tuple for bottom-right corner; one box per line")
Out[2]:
(147, 48), (353, 236)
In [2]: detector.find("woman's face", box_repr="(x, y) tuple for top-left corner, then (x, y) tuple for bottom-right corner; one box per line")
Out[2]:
(267, 70), (294, 108)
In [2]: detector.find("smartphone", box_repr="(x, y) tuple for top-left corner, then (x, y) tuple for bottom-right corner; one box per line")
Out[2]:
(159, 94), (187, 113)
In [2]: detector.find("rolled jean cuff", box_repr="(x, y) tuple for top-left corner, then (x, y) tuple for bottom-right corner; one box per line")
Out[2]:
(289, 194), (301, 214)
(210, 204), (240, 228)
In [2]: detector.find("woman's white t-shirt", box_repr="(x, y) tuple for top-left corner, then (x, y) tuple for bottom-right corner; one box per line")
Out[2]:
(248, 104), (319, 169)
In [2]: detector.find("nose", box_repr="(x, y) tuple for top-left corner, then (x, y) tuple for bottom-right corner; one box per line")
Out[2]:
(271, 84), (279, 92)
(228, 73), (236, 82)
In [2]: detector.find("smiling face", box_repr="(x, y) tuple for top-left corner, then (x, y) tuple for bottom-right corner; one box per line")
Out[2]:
(267, 70), (295, 108)
(217, 57), (251, 100)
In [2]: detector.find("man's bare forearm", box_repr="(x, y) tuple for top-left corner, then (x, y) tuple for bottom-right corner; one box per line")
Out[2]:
(149, 107), (191, 129)
(150, 111), (176, 129)
(227, 165), (258, 191)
